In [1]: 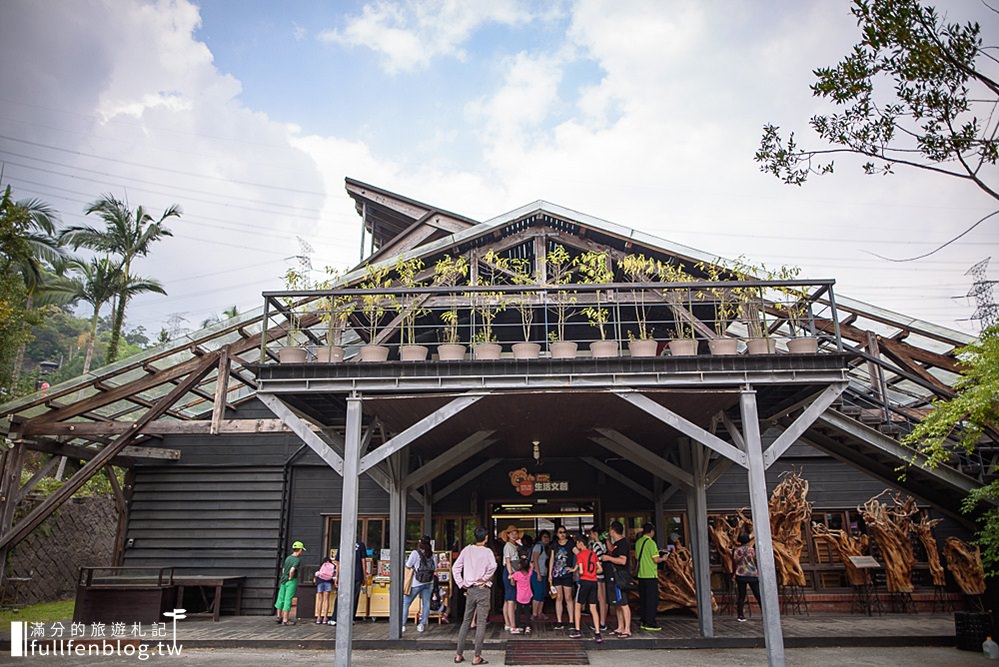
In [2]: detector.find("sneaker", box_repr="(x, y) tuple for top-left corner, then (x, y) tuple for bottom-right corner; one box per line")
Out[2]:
(554, 624), (565, 630)
(511, 628), (524, 634)
(568, 630), (582, 639)
(640, 624), (662, 632)
(417, 624), (426, 633)
(595, 633), (604, 644)
(737, 617), (747, 622)
(275, 618), (283, 624)
(525, 627), (532, 634)
(504, 625), (511, 632)
(401, 625), (406, 633)
(328, 619), (336, 626)
(600, 625), (608, 632)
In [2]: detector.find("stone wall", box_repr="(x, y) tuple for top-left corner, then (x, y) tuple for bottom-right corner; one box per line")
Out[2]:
(3, 495), (119, 606)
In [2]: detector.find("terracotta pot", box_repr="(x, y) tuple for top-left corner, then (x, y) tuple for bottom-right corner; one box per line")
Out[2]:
(787, 336), (819, 354)
(708, 337), (739, 356)
(399, 344), (429, 361)
(746, 338), (776, 355)
(472, 343), (503, 360)
(669, 339), (698, 357)
(628, 338), (658, 358)
(511, 342), (541, 360)
(437, 343), (467, 361)
(358, 344), (390, 362)
(550, 341), (578, 359)
(279, 347), (307, 363)
(590, 340), (619, 358)
(314, 345), (345, 363)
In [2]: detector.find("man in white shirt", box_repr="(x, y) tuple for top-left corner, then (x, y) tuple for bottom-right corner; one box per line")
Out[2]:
(453, 526), (497, 665)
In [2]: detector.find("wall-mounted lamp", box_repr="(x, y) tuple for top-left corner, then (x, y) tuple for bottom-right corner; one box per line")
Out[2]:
(532, 440), (541, 464)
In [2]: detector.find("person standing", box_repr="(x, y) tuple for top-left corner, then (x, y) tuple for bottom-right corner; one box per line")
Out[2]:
(569, 534), (603, 643)
(331, 538), (367, 626)
(600, 521), (632, 638)
(587, 526), (608, 632)
(733, 532), (762, 622)
(313, 556), (336, 624)
(274, 540), (305, 625)
(635, 523), (664, 631)
(500, 524), (520, 633)
(548, 526), (576, 630)
(453, 526), (496, 665)
(402, 536), (438, 632)
(510, 558), (534, 634)
(530, 530), (550, 620)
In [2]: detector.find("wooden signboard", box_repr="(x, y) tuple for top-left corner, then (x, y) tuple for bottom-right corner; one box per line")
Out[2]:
(848, 555), (881, 569)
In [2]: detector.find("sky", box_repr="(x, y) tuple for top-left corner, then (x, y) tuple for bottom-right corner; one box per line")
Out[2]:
(0, 0), (997, 340)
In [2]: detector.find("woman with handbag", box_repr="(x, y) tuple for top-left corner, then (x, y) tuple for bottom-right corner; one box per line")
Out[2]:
(402, 536), (438, 632)
(600, 520), (632, 637)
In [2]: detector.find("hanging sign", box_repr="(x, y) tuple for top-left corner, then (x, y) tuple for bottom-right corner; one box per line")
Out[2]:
(509, 467), (569, 497)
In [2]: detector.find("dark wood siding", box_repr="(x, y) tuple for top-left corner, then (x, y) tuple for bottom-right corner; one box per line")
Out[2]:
(123, 466), (285, 615)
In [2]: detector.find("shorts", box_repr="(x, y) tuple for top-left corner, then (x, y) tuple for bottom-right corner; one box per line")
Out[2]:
(503, 573), (518, 601)
(575, 580), (598, 605)
(531, 573), (548, 602)
(316, 579), (332, 593)
(606, 580), (625, 606)
(274, 580), (297, 611)
(552, 574), (573, 588)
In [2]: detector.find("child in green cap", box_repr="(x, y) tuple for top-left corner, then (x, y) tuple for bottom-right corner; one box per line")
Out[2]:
(275, 540), (306, 625)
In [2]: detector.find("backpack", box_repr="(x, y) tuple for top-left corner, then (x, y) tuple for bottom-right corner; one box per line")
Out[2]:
(415, 553), (435, 583)
(317, 561), (336, 581)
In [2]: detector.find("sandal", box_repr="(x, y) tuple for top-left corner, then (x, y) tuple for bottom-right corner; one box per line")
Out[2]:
(454, 656), (464, 664)
(472, 659), (488, 665)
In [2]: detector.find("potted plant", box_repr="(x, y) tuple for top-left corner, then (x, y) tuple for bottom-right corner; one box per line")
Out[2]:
(659, 262), (699, 356)
(471, 251), (507, 360)
(358, 262), (393, 362)
(696, 259), (739, 356)
(620, 253), (660, 358)
(576, 249), (618, 358)
(278, 267), (308, 363)
(433, 254), (470, 361)
(315, 266), (355, 362)
(546, 244), (578, 359)
(776, 265), (818, 353)
(509, 256), (540, 359)
(395, 257), (430, 361)
(730, 258), (776, 355)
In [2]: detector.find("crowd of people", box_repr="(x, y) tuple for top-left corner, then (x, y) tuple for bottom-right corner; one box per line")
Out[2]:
(274, 522), (763, 665)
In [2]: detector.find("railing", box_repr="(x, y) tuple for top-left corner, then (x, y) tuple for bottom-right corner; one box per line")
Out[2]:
(259, 278), (843, 362)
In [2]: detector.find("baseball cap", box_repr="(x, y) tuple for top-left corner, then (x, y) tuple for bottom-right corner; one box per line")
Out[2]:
(292, 540), (306, 550)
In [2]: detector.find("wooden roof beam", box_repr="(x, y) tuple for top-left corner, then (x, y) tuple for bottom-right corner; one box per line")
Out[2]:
(21, 418), (313, 437)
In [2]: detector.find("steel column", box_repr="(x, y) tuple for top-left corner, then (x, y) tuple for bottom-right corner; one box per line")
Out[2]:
(335, 396), (363, 667)
(685, 441), (713, 638)
(740, 389), (785, 667)
(388, 451), (406, 639)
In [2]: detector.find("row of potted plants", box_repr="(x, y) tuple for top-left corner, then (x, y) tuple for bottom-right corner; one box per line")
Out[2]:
(276, 247), (820, 363)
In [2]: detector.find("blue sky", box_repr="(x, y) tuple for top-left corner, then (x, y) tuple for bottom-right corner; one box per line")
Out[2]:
(0, 0), (996, 338)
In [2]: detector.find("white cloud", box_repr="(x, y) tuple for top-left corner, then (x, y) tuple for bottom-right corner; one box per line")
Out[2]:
(319, 0), (535, 73)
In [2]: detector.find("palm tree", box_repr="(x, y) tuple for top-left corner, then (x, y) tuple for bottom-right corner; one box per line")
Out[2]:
(61, 194), (180, 363)
(0, 184), (65, 387)
(64, 257), (120, 374)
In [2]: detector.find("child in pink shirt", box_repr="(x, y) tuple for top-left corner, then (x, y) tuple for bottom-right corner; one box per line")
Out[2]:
(510, 559), (534, 634)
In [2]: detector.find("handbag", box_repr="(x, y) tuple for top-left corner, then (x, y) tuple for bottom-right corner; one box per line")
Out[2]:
(614, 564), (636, 590)
(429, 585), (441, 611)
(403, 567), (414, 596)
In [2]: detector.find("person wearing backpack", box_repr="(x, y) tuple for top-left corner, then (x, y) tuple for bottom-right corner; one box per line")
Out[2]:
(313, 556), (337, 624)
(402, 536), (438, 632)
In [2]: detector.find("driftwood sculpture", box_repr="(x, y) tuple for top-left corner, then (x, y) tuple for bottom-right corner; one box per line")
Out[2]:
(943, 536), (986, 595)
(859, 491), (918, 593)
(707, 509), (753, 577)
(657, 543), (718, 613)
(811, 522), (871, 586)
(914, 513), (946, 587)
(769, 471), (812, 587)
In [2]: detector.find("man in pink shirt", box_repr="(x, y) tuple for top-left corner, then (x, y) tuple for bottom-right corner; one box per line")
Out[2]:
(453, 526), (496, 665)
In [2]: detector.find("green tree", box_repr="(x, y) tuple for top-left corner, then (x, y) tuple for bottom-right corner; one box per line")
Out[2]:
(901, 326), (999, 574)
(756, 0), (998, 207)
(63, 257), (120, 374)
(61, 195), (180, 363)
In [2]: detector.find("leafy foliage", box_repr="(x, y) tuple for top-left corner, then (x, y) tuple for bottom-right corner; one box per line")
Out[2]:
(756, 0), (998, 203)
(902, 326), (999, 573)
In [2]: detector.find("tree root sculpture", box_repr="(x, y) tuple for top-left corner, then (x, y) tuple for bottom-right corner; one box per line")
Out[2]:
(707, 509), (753, 577)
(656, 543), (718, 614)
(769, 470), (812, 587)
(811, 521), (871, 586)
(914, 512), (946, 587)
(943, 536), (986, 595)
(859, 491), (917, 593)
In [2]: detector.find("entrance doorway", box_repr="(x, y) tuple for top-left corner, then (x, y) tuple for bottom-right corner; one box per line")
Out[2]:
(489, 499), (597, 539)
